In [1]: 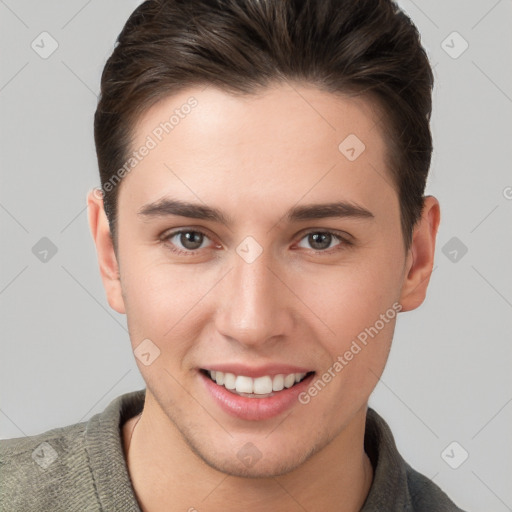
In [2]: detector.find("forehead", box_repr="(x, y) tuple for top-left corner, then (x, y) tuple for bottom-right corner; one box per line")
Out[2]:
(119, 82), (395, 221)
(134, 81), (386, 158)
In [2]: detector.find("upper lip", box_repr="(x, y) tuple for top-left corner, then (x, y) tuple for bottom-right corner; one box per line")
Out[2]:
(200, 364), (314, 378)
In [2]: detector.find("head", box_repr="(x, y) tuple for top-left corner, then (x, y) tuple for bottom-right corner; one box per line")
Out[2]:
(88, 0), (439, 478)
(95, 0), (434, 251)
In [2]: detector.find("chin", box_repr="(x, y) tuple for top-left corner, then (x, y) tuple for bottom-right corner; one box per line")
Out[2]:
(183, 430), (323, 479)
(199, 451), (311, 479)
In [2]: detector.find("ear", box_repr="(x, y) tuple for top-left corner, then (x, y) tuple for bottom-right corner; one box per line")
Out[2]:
(86, 189), (126, 314)
(399, 196), (441, 312)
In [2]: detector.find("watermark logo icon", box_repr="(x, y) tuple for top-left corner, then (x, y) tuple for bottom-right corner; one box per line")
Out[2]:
(134, 338), (161, 366)
(338, 134), (366, 161)
(32, 237), (58, 263)
(32, 442), (58, 469)
(442, 236), (468, 263)
(236, 236), (263, 264)
(441, 31), (469, 59)
(237, 442), (262, 467)
(31, 32), (59, 59)
(441, 441), (469, 469)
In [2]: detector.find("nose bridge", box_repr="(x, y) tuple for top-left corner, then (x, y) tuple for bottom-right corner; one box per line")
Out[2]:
(216, 247), (291, 345)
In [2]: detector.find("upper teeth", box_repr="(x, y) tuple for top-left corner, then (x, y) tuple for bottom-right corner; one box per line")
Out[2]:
(208, 370), (307, 395)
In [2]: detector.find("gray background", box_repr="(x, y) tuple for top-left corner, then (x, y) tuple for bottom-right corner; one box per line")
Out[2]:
(1, 1), (511, 510)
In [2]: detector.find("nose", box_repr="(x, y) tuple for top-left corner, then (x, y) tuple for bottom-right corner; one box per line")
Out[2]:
(214, 248), (294, 348)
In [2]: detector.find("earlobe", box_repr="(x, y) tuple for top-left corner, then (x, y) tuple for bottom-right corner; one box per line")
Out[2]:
(86, 189), (126, 314)
(399, 196), (441, 312)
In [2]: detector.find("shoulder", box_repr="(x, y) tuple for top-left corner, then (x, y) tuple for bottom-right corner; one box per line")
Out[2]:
(404, 462), (467, 512)
(363, 408), (467, 512)
(0, 421), (101, 511)
(0, 389), (145, 511)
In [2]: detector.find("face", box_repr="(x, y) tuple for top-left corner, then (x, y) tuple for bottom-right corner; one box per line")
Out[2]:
(91, 82), (430, 478)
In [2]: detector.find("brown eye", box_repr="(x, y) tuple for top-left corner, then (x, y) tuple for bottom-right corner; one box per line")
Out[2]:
(297, 231), (343, 252)
(178, 231), (205, 250)
(309, 233), (333, 250)
(163, 230), (213, 254)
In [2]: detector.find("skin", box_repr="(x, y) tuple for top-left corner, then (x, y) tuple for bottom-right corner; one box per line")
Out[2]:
(87, 82), (440, 512)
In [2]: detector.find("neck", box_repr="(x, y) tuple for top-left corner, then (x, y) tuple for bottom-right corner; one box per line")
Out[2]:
(122, 398), (373, 512)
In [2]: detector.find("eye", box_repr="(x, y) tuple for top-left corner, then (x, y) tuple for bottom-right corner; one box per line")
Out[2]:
(162, 229), (216, 254)
(296, 231), (348, 252)
(161, 228), (351, 256)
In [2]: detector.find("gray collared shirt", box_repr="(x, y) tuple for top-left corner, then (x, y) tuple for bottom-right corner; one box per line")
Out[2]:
(0, 389), (466, 511)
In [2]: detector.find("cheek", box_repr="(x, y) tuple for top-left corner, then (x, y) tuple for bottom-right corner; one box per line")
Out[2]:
(295, 263), (401, 416)
(289, 251), (403, 409)
(120, 257), (219, 350)
(295, 253), (403, 347)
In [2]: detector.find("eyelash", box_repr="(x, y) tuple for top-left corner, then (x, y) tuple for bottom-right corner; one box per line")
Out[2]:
(160, 228), (352, 256)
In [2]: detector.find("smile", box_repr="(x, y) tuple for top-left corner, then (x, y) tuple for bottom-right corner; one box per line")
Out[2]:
(202, 369), (312, 397)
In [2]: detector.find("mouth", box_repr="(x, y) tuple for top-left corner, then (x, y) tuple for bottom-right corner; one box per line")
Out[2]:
(200, 368), (315, 398)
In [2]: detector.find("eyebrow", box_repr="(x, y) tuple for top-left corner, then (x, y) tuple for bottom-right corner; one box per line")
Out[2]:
(137, 198), (374, 225)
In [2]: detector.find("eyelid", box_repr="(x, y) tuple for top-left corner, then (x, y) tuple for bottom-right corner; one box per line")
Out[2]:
(297, 227), (352, 241)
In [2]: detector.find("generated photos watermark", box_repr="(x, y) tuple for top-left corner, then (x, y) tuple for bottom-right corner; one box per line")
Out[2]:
(298, 302), (403, 404)
(93, 96), (198, 199)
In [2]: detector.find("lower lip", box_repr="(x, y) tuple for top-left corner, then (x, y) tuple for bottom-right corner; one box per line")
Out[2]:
(199, 371), (315, 421)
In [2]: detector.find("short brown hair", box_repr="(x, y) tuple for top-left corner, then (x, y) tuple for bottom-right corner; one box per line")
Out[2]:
(94, 0), (434, 249)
